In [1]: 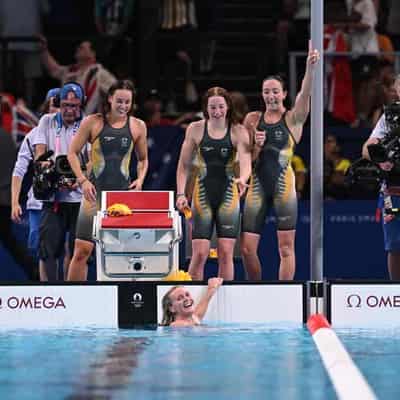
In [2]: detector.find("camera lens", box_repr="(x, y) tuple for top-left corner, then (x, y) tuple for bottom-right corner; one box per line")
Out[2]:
(133, 262), (142, 271)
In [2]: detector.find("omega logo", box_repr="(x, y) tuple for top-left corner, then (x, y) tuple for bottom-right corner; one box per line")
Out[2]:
(0, 296), (66, 310)
(347, 294), (400, 308)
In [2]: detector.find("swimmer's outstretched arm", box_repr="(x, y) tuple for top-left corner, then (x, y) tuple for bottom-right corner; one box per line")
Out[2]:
(292, 40), (320, 127)
(194, 277), (223, 321)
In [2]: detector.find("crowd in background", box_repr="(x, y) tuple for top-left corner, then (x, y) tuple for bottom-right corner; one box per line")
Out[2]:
(1, 0), (400, 202)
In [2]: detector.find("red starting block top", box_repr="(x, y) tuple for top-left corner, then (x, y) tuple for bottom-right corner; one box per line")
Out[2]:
(104, 191), (172, 211)
(101, 212), (173, 229)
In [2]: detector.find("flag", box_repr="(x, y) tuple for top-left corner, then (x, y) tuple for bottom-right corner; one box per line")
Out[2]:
(324, 25), (356, 124)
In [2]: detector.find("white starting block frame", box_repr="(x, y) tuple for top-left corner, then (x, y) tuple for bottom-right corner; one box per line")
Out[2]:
(93, 191), (182, 281)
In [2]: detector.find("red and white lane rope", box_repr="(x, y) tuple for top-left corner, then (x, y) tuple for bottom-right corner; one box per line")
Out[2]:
(307, 314), (377, 400)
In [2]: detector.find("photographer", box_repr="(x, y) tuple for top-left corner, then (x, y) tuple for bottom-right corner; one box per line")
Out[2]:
(11, 88), (60, 280)
(362, 74), (400, 280)
(32, 83), (88, 281)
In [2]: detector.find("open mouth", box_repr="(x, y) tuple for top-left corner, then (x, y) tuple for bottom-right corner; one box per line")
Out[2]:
(183, 299), (194, 309)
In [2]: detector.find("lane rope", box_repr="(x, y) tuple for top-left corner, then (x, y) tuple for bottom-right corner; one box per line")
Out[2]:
(307, 314), (377, 400)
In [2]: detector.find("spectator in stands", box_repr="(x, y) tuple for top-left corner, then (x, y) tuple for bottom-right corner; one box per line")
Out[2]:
(324, 11), (357, 125)
(66, 80), (148, 281)
(240, 41), (319, 281)
(38, 36), (116, 114)
(347, 0), (380, 125)
(0, 125), (37, 280)
(362, 73), (400, 280)
(291, 153), (307, 199)
(140, 89), (200, 129)
(386, 0), (400, 51)
(94, 0), (136, 77)
(161, 277), (223, 326)
(176, 87), (251, 281)
(324, 134), (351, 200)
(158, 0), (199, 113)
(370, 61), (396, 127)
(95, 0), (135, 37)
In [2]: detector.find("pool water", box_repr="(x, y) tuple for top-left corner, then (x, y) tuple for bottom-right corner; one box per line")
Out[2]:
(0, 325), (398, 399)
(337, 328), (400, 400)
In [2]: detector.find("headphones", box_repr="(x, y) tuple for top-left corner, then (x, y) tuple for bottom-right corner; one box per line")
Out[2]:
(53, 81), (87, 108)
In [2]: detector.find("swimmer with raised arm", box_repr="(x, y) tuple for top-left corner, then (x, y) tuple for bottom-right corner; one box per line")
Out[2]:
(161, 277), (223, 326)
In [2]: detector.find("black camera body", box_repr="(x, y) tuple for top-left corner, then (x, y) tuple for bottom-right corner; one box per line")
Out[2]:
(346, 157), (384, 195)
(33, 151), (79, 200)
(367, 102), (400, 164)
(348, 102), (400, 195)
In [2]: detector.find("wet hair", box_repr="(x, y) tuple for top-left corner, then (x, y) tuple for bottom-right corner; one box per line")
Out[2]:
(102, 79), (135, 120)
(161, 286), (181, 326)
(262, 75), (287, 91)
(202, 86), (239, 124)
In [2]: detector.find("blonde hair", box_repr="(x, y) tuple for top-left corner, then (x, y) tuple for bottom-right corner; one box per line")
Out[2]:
(161, 286), (180, 326)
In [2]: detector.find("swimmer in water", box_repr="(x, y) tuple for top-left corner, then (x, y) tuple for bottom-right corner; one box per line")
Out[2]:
(161, 277), (223, 326)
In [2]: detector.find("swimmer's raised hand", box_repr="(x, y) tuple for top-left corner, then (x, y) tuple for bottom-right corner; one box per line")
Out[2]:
(208, 277), (223, 291)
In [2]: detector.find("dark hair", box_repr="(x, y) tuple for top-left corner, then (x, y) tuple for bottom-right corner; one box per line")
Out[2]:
(262, 75), (287, 91)
(102, 79), (136, 119)
(38, 99), (51, 115)
(202, 86), (239, 124)
(79, 38), (98, 55)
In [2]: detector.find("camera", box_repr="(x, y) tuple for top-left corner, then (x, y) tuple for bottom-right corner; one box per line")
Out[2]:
(346, 157), (384, 195)
(367, 102), (400, 164)
(348, 102), (400, 195)
(32, 151), (83, 200)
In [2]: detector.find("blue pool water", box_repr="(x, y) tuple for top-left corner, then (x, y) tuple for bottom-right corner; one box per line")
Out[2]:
(337, 328), (400, 400)
(0, 325), (398, 399)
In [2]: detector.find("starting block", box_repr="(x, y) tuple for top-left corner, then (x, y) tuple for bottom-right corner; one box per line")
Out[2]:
(93, 191), (182, 281)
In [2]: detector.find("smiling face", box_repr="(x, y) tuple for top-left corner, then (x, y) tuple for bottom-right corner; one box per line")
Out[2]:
(262, 79), (287, 111)
(168, 287), (195, 317)
(207, 95), (228, 121)
(108, 89), (133, 117)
